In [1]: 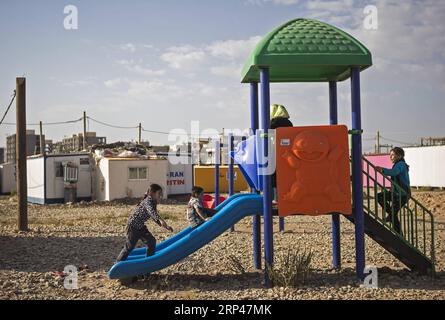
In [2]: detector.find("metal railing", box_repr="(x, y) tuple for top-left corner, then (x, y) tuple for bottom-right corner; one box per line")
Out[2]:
(361, 157), (435, 273)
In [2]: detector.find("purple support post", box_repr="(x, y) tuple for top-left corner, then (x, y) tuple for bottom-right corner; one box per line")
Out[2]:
(260, 68), (273, 287)
(250, 82), (261, 270)
(228, 132), (235, 232)
(330, 81), (341, 269)
(351, 67), (365, 280)
(214, 139), (220, 207)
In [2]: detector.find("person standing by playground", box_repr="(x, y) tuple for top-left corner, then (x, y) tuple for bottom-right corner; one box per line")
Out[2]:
(270, 104), (293, 204)
(116, 183), (174, 262)
(187, 186), (218, 228)
(375, 147), (411, 234)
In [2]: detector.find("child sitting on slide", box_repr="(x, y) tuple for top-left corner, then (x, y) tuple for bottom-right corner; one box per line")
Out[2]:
(187, 186), (218, 228)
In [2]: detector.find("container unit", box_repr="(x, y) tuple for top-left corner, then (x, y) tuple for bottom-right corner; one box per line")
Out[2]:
(193, 165), (249, 193)
(27, 153), (92, 204)
(94, 157), (168, 201)
(0, 162), (16, 194)
(405, 145), (445, 188)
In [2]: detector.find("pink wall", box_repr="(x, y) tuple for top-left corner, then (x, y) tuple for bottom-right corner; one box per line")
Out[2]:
(363, 154), (392, 187)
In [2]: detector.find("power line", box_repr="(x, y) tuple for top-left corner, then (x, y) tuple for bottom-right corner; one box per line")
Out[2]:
(141, 127), (178, 135)
(2, 117), (83, 126)
(380, 135), (417, 146)
(41, 118), (83, 125)
(0, 90), (17, 126)
(87, 116), (139, 129)
(141, 126), (227, 138)
(87, 115), (199, 136)
(141, 126), (198, 136)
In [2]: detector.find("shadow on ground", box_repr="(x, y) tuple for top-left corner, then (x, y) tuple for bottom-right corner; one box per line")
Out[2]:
(125, 272), (265, 292)
(0, 235), (123, 273)
(306, 267), (444, 291)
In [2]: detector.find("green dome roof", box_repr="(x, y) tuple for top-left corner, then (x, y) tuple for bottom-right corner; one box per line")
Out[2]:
(241, 18), (372, 83)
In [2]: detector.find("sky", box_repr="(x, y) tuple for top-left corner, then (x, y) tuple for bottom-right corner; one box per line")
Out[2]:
(0, 0), (444, 153)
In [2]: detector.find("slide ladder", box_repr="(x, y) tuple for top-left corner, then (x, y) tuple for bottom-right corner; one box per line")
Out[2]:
(345, 157), (435, 274)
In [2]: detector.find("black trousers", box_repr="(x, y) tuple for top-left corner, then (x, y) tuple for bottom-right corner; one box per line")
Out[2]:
(116, 225), (156, 262)
(377, 191), (408, 234)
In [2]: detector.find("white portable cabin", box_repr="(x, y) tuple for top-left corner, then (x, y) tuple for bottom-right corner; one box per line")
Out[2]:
(404, 145), (445, 188)
(0, 162), (16, 194)
(94, 157), (168, 201)
(27, 153), (92, 204)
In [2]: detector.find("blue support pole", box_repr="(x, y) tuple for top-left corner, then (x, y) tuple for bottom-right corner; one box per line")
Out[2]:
(214, 139), (220, 207)
(278, 217), (284, 233)
(329, 81), (341, 269)
(250, 82), (261, 270)
(260, 68), (273, 287)
(351, 67), (365, 280)
(228, 133), (235, 232)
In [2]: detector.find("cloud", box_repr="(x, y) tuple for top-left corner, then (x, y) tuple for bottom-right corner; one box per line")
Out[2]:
(160, 46), (206, 69)
(306, 0), (354, 12)
(210, 65), (242, 78)
(158, 36), (261, 78)
(347, 1), (444, 61)
(120, 43), (136, 53)
(246, 0), (299, 5)
(52, 76), (97, 87)
(115, 59), (166, 76)
(293, 0), (445, 95)
(206, 36), (262, 60)
(104, 78), (123, 88)
(125, 79), (186, 102)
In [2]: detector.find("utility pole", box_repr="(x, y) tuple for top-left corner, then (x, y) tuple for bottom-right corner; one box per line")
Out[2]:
(83, 111), (87, 150)
(376, 131), (380, 154)
(138, 123), (142, 144)
(39, 121), (44, 155)
(16, 77), (28, 231)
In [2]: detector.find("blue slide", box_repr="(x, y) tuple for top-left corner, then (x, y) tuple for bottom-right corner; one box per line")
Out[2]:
(126, 192), (249, 257)
(108, 193), (263, 279)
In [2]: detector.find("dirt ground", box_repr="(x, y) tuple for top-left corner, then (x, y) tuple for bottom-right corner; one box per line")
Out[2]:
(0, 191), (444, 300)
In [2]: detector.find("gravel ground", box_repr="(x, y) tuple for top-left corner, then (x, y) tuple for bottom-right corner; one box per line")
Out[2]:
(0, 192), (444, 300)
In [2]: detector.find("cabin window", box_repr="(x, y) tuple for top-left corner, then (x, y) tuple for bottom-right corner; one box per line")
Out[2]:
(55, 162), (64, 178)
(79, 158), (89, 165)
(128, 167), (148, 180)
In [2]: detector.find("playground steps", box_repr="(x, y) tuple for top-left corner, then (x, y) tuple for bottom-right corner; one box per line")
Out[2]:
(343, 213), (434, 274)
(343, 156), (435, 275)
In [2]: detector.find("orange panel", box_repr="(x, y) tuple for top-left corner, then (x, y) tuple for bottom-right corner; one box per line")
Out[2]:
(276, 125), (352, 216)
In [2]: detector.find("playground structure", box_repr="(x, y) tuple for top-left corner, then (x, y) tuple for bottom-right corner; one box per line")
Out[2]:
(108, 18), (435, 285)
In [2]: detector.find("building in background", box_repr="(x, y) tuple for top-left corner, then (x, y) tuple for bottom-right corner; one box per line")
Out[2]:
(0, 162), (16, 194)
(55, 132), (106, 153)
(405, 145), (445, 188)
(6, 130), (45, 163)
(149, 145), (170, 154)
(94, 157), (168, 201)
(27, 153), (92, 204)
(44, 139), (54, 154)
(421, 137), (445, 146)
(364, 146), (445, 188)
(0, 147), (4, 164)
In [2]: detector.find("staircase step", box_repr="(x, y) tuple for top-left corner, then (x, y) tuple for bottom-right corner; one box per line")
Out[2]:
(345, 213), (433, 275)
